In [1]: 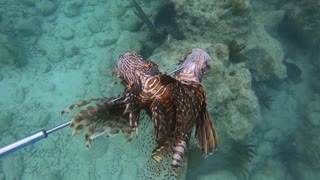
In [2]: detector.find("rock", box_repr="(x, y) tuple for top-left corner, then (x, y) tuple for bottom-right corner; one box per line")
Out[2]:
(113, 31), (142, 60)
(40, 82), (55, 92)
(88, 0), (99, 6)
(251, 169), (277, 180)
(173, 0), (251, 41)
(264, 128), (281, 142)
(120, 11), (143, 32)
(18, 0), (36, 6)
(63, 0), (85, 18)
(307, 111), (320, 126)
(296, 163), (320, 179)
(0, 42), (16, 65)
(95, 31), (119, 47)
(65, 55), (84, 70)
(279, 2), (320, 48)
(2, 134), (16, 145)
(40, 62), (52, 73)
(65, 46), (80, 58)
(63, 6), (79, 18)
(38, 112), (51, 127)
(304, 99), (320, 126)
(35, 0), (57, 16)
(59, 27), (75, 40)
(15, 17), (41, 35)
(13, 88), (25, 103)
(311, 47), (320, 69)
(31, 111), (51, 128)
(309, 75), (320, 92)
(245, 25), (287, 82)
(0, 112), (13, 129)
(87, 17), (101, 33)
(256, 10), (285, 35)
(37, 37), (65, 63)
(230, 0), (251, 16)
(251, 158), (287, 179)
(112, 5), (128, 18)
(257, 141), (275, 157)
(2, 155), (24, 179)
(92, 6), (106, 22)
(119, 162), (138, 180)
(294, 127), (320, 169)
(47, 44), (65, 63)
(197, 170), (237, 180)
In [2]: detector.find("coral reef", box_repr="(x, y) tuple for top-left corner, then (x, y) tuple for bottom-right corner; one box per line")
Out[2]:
(223, 139), (256, 179)
(279, 0), (320, 48)
(171, 0), (252, 42)
(296, 125), (320, 169)
(271, 125), (320, 180)
(229, 0), (251, 16)
(245, 25), (287, 82)
(252, 82), (274, 109)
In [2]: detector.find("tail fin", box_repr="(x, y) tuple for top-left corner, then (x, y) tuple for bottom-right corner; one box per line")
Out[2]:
(196, 110), (218, 157)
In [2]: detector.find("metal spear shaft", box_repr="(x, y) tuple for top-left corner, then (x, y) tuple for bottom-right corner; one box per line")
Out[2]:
(0, 120), (70, 157)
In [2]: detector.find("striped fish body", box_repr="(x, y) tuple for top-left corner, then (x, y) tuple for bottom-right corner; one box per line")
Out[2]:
(169, 49), (218, 167)
(115, 49), (218, 168)
(64, 49), (218, 176)
(116, 52), (178, 143)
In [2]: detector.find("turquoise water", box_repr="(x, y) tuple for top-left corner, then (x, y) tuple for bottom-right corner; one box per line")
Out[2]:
(0, 0), (319, 179)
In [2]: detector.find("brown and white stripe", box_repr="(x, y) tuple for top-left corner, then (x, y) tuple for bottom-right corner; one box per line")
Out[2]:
(171, 135), (189, 168)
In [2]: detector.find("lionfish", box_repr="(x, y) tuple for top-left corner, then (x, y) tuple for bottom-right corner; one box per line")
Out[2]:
(61, 49), (218, 179)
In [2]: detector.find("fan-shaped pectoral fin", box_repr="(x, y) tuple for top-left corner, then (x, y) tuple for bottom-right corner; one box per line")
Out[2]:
(84, 111), (135, 148)
(61, 97), (110, 115)
(85, 126), (108, 148)
(69, 97), (126, 135)
(70, 104), (109, 135)
(128, 109), (140, 134)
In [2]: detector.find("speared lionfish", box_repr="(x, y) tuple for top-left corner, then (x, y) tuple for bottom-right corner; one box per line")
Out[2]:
(61, 48), (218, 172)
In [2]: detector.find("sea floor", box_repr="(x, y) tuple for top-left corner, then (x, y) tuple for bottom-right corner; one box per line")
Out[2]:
(0, 0), (319, 180)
